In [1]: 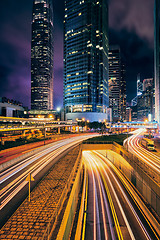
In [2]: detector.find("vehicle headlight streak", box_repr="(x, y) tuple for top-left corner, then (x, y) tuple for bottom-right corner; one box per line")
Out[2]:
(87, 159), (101, 240)
(128, 130), (160, 176)
(84, 153), (115, 240)
(93, 151), (155, 240)
(83, 152), (123, 240)
(83, 150), (155, 240)
(0, 134), (98, 211)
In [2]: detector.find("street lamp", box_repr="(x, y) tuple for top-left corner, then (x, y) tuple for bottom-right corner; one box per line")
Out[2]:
(127, 125), (129, 151)
(43, 123), (46, 145)
(57, 107), (61, 112)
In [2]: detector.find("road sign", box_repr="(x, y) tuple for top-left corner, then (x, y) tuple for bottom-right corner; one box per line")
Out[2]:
(26, 173), (34, 182)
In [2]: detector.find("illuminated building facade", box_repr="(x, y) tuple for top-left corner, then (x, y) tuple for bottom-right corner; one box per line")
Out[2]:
(143, 78), (153, 91)
(137, 84), (154, 121)
(137, 73), (143, 96)
(109, 46), (126, 122)
(154, 0), (160, 124)
(64, 0), (109, 121)
(31, 0), (54, 110)
(120, 62), (126, 121)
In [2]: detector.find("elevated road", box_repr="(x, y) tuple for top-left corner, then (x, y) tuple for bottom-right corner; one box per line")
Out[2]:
(125, 129), (160, 183)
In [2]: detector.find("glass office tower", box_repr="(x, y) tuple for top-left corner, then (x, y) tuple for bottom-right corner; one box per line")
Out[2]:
(120, 62), (126, 121)
(154, 0), (160, 124)
(109, 47), (121, 122)
(64, 0), (109, 121)
(109, 46), (126, 122)
(31, 0), (54, 110)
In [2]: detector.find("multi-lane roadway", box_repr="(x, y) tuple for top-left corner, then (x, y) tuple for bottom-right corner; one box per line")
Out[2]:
(82, 151), (159, 240)
(125, 129), (160, 183)
(0, 134), (97, 226)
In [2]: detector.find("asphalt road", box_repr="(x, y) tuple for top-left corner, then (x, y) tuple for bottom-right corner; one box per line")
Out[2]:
(82, 151), (159, 240)
(0, 134), (98, 227)
(125, 129), (160, 183)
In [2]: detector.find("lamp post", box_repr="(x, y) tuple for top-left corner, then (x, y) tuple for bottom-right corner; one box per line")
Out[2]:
(44, 123), (46, 145)
(127, 125), (129, 151)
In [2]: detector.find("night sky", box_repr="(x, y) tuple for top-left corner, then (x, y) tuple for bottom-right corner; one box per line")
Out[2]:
(0, 0), (154, 109)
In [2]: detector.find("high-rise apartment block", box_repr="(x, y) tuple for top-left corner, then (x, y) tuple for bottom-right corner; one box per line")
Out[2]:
(154, 0), (160, 124)
(64, 0), (109, 122)
(109, 46), (126, 122)
(31, 0), (54, 110)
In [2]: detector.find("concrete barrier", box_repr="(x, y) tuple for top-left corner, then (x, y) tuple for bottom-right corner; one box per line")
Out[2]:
(105, 149), (160, 217)
(0, 142), (55, 172)
(74, 166), (87, 240)
(41, 147), (83, 240)
(56, 149), (83, 240)
(81, 142), (160, 218)
(95, 151), (160, 236)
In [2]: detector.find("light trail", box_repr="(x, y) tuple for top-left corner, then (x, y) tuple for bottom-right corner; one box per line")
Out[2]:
(94, 150), (159, 240)
(85, 157), (101, 240)
(82, 150), (158, 240)
(126, 129), (160, 177)
(83, 151), (123, 240)
(0, 134), (98, 212)
(85, 156), (109, 240)
(93, 151), (151, 240)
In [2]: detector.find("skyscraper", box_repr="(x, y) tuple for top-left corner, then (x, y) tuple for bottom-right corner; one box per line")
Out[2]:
(64, 0), (109, 122)
(120, 62), (126, 121)
(137, 84), (154, 122)
(137, 73), (143, 96)
(154, 0), (160, 124)
(143, 78), (153, 91)
(109, 46), (126, 122)
(31, 0), (54, 110)
(131, 74), (143, 107)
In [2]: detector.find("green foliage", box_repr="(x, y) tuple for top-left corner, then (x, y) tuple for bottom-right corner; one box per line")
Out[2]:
(0, 136), (51, 151)
(83, 134), (131, 145)
(78, 121), (85, 127)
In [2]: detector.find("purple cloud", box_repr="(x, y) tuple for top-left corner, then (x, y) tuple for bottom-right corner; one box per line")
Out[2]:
(109, 0), (154, 46)
(0, 0), (155, 109)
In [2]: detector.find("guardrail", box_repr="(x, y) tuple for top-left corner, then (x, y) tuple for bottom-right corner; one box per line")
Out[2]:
(83, 141), (113, 144)
(55, 148), (83, 240)
(110, 142), (160, 217)
(0, 141), (54, 172)
(81, 141), (160, 218)
(0, 124), (75, 132)
(74, 165), (88, 240)
(41, 146), (83, 240)
(95, 151), (160, 236)
(113, 142), (160, 187)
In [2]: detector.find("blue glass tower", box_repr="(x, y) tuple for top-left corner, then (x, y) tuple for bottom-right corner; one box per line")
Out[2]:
(64, 0), (109, 121)
(31, 0), (54, 110)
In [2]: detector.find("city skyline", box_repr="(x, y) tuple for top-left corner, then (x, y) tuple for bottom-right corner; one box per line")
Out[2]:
(0, 0), (155, 109)
(0, 2), (160, 237)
